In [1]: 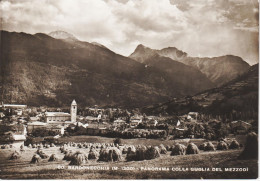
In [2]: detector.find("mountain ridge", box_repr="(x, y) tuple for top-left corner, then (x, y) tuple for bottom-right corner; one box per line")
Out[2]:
(0, 30), (213, 108)
(129, 44), (250, 86)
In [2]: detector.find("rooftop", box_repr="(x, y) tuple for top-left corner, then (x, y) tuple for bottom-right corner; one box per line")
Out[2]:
(45, 112), (70, 117)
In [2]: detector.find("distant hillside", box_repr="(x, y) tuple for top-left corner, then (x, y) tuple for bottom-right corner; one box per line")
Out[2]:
(142, 64), (258, 119)
(130, 45), (250, 86)
(0, 31), (213, 108)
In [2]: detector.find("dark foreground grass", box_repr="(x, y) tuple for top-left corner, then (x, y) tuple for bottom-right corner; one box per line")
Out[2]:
(0, 150), (257, 179)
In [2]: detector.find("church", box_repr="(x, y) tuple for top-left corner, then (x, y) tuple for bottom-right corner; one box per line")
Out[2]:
(44, 100), (77, 125)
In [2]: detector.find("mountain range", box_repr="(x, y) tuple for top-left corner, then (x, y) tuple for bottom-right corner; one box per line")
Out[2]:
(142, 63), (258, 117)
(129, 44), (250, 86)
(0, 30), (252, 108)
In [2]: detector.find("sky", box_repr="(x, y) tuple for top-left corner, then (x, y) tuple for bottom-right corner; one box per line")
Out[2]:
(0, 0), (259, 65)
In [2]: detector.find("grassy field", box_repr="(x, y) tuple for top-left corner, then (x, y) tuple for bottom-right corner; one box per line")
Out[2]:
(0, 135), (257, 179)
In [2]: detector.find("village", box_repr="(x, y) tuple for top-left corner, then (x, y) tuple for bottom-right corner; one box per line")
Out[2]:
(0, 100), (254, 149)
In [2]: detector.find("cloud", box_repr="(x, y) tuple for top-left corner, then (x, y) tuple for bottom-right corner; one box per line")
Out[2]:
(0, 0), (258, 64)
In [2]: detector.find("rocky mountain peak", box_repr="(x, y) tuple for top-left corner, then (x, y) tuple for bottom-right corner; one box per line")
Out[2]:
(48, 30), (78, 41)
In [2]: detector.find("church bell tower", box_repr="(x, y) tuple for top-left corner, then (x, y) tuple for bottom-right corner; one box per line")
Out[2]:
(71, 99), (77, 122)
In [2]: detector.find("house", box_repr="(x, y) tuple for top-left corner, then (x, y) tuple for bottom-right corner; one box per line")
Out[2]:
(30, 117), (39, 122)
(44, 100), (77, 124)
(187, 112), (198, 122)
(172, 127), (186, 138)
(11, 134), (26, 148)
(46, 125), (65, 135)
(129, 115), (143, 127)
(147, 119), (158, 127)
(230, 120), (252, 134)
(1, 124), (27, 148)
(45, 112), (71, 123)
(113, 119), (126, 126)
(27, 121), (47, 134)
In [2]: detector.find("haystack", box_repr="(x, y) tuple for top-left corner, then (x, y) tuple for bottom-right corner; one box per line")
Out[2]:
(166, 145), (171, 151)
(69, 151), (87, 165)
(60, 146), (65, 153)
(159, 144), (167, 154)
(10, 151), (21, 160)
(229, 140), (240, 149)
(39, 152), (48, 159)
(145, 146), (161, 160)
(217, 141), (229, 150)
(36, 148), (43, 155)
(98, 148), (122, 162)
(186, 143), (199, 154)
(32, 144), (37, 148)
(111, 148), (122, 162)
(135, 145), (147, 161)
(199, 143), (207, 150)
(63, 151), (74, 161)
(88, 149), (99, 159)
(126, 147), (137, 161)
(204, 142), (215, 151)
(50, 143), (55, 147)
(239, 132), (258, 159)
(31, 154), (41, 163)
(171, 144), (186, 156)
(98, 148), (110, 162)
(28, 144), (32, 148)
(1, 145), (9, 149)
(122, 147), (128, 154)
(48, 154), (58, 162)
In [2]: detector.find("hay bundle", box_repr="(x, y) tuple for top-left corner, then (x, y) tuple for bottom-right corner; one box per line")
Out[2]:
(88, 149), (99, 160)
(50, 143), (55, 147)
(48, 154), (58, 162)
(145, 146), (161, 160)
(28, 144), (32, 148)
(135, 145), (147, 161)
(31, 154), (41, 163)
(217, 141), (229, 150)
(32, 144), (37, 148)
(98, 149), (109, 162)
(36, 148), (43, 155)
(63, 151), (74, 161)
(10, 151), (21, 160)
(39, 151), (48, 159)
(122, 147), (128, 154)
(229, 140), (240, 149)
(1, 145), (9, 149)
(159, 144), (167, 154)
(69, 151), (87, 165)
(45, 144), (50, 148)
(186, 143), (199, 154)
(204, 142), (215, 151)
(171, 144), (186, 156)
(239, 132), (258, 159)
(60, 146), (65, 153)
(111, 148), (122, 162)
(78, 143), (83, 148)
(199, 143), (207, 150)
(98, 148), (122, 162)
(126, 147), (137, 161)
(166, 145), (171, 151)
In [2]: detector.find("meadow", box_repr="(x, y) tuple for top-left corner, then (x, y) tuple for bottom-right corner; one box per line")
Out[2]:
(0, 135), (257, 179)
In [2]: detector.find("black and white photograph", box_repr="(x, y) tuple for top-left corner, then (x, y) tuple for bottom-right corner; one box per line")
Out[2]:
(0, 0), (258, 179)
